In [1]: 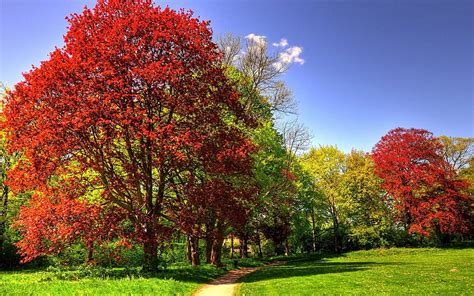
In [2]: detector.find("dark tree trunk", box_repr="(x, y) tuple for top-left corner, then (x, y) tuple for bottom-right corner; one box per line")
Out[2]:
(311, 208), (317, 253)
(333, 218), (340, 253)
(143, 219), (158, 271)
(230, 236), (234, 259)
(256, 231), (263, 258)
(205, 237), (213, 264)
(188, 236), (200, 266)
(274, 241), (285, 255)
(210, 238), (223, 266)
(0, 185), (9, 253)
(186, 235), (192, 263)
(205, 219), (215, 263)
(210, 220), (224, 266)
(331, 205), (340, 253)
(239, 238), (249, 258)
(86, 242), (94, 264)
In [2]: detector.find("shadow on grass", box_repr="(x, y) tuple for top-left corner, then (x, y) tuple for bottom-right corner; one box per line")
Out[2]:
(437, 241), (474, 250)
(17, 258), (271, 284)
(237, 258), (404, 284)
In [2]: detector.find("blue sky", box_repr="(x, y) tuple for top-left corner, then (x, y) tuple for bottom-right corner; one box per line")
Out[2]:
(1, 0), (472, 152)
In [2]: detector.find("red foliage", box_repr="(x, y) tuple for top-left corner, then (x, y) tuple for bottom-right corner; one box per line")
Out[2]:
(14, 188), (126, 263)
(3, 0), (255, 264)
(372, 128), (471, 236)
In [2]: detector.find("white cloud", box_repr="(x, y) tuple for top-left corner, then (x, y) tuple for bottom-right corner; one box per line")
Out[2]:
(272, 38), (288, 47)
(273, 46), (305, 70)
(244, 33), (305, 70)
(245, 33), (267, 47)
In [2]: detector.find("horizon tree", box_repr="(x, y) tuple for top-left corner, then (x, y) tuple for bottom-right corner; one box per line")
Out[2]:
(3, 0), (254, 269)
(372, 128), (471, 238)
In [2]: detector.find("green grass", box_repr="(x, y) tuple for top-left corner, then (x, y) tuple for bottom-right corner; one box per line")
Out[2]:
(2, 249), (472, 295)
(0, 257), (269, 296)
(237, 248), (474, 295)
(0, 265), (218, 296)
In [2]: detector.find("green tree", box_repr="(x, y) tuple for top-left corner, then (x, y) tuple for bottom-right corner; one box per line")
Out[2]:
(340, 150), (393, 248)
(302, 146), (346, 252)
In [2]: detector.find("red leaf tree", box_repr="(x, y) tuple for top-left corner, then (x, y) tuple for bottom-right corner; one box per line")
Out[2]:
(14, 189), (126, 264)
(3, 0), (254, 268)
(372, 128), (471, 237)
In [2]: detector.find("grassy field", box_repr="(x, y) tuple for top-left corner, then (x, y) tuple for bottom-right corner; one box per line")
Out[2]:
(0, 265), (217, 295)
(1, 249), (473, 295)
(0, 258), (268, 296)
(237, 248), (474, 295)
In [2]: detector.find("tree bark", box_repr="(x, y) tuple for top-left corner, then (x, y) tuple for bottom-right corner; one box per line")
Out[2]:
(205, 236), (213, 264)
(86, 242), (94, 264)
(188, 236), (200, 266)
(205, 218), (215, 263)
(0, 185), (9, 253)
(210, 238), (223, 266)
(210, 220), (224, 266)
(274, 241), (284, 255)
(255, 231), (263, 258)
(143, 219), (158, 271)
(230, 236), (234, 259)
(239, 238), (249, 258)
(311, 208), (317, 253)
(333, 215), (339, 253)
(186, 235), (192, 263)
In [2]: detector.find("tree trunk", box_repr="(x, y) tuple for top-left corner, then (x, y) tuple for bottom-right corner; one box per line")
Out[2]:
(240, 238), (249, 258)
(186, 235), (192, 263)
(205, 236), (213, 264)
(86, 242), (94, 264)
(274, 241), (284, 255)
(210, 238), (224, 266)
(230, 236), (234, 259)
(284, 238), (289, 256)
(311, 208), (317, 253)
(143, 219), (158, 271)
(188, 236), (200, 266)
(0, 185), (9, 253)
(333, 216), (339, 253)
(256, 231), (263, 258)
(204, 219), (215, 263)
(210, 220), (224, 266)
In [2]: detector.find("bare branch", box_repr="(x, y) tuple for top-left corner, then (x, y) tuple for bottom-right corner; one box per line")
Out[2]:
(280, 119), (312, 156)
(268, 81), (297, 115)
(217, 33), (297, 117)
(217, 33), (241, 66)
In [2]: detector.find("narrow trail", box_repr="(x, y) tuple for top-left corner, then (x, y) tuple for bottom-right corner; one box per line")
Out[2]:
(193, 261), (283, 296)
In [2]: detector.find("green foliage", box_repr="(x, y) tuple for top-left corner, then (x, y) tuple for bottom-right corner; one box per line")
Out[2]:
(301, 146), (347, 251)
(341, 150), (394, 249)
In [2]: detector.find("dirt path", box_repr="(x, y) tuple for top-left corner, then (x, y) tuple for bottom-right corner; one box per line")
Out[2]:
(193, 261), (282, 296)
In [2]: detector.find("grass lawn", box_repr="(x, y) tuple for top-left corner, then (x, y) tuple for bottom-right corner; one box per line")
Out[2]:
(0, 265), (218, 296)
(237, 248), (474, 295)
(0, 258), (268, 296)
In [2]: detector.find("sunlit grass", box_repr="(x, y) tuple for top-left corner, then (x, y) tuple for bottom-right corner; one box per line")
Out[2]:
(237, 248), (474, 295)
(0, 264), (222, 296)
(2, 249), (472, 295)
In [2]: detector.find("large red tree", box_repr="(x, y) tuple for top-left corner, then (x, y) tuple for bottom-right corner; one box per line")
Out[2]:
(3, 0), (254, 268)
(372, 128), (471, 237)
